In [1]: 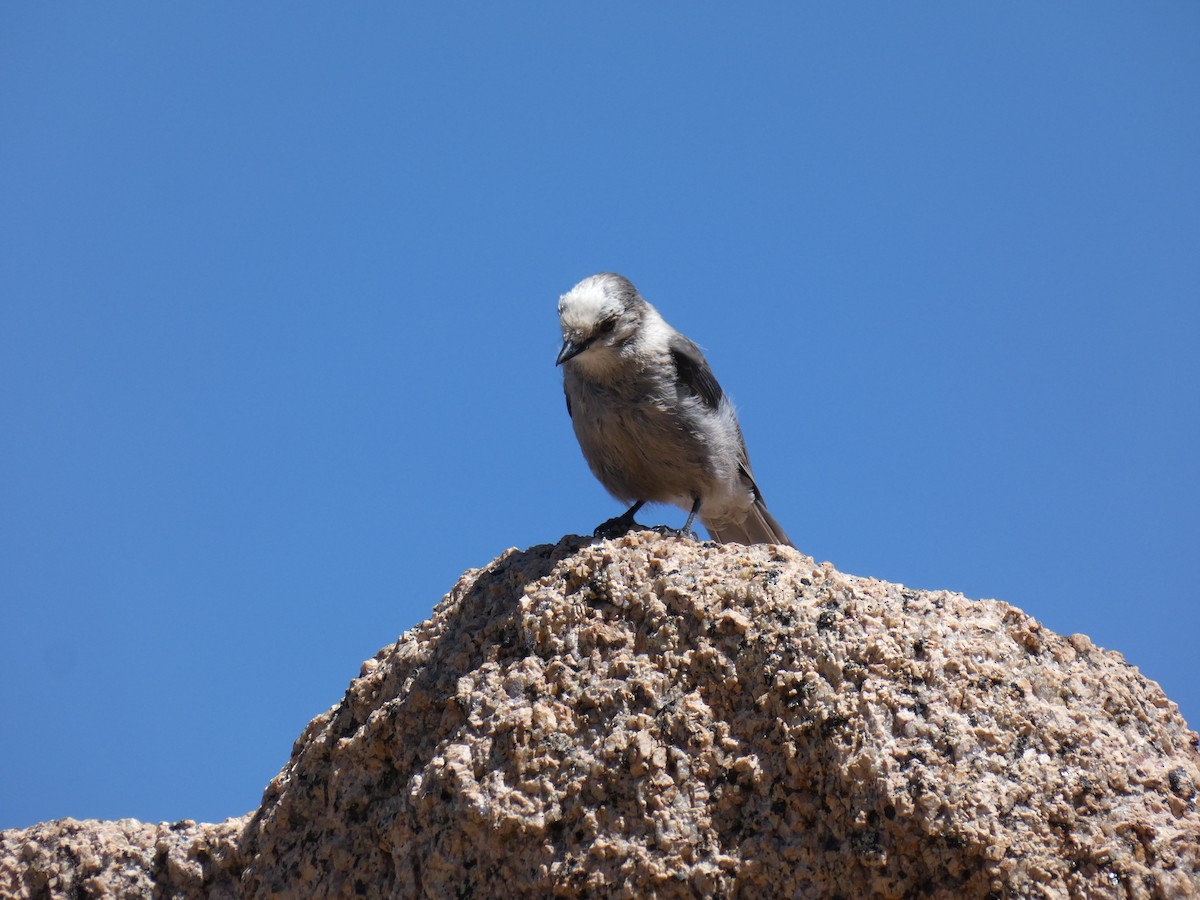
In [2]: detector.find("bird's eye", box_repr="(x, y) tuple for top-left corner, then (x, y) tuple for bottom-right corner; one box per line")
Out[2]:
(598, 318), (617, 334)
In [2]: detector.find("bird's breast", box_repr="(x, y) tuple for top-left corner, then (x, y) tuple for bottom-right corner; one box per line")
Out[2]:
(564, 369), (720, 504)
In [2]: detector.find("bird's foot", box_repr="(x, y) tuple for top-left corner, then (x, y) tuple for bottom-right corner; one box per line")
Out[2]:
(649, 524), (700, 541)
(593, 519), (696, 541)
(593, 514), (643, 540)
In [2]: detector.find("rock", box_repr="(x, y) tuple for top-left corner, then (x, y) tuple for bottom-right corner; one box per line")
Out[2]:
(0, 816), (245, 899)
(3, 534), (1198, 897)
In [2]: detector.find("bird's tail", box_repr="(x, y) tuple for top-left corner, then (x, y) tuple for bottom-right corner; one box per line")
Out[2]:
(703, 498), (794, 548)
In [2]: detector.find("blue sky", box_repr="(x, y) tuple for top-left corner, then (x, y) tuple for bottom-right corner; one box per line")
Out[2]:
(2, 5), (1196, 830)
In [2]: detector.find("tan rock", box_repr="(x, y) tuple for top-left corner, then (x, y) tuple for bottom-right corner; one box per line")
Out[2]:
(3, 534), (1198, 897)
(0, 816), (245, 899)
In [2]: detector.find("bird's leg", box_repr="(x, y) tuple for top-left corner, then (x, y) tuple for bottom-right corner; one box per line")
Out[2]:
(651, 496), (701, 540)
(594, 500), (647, 539)
(681, 495), (701, 536)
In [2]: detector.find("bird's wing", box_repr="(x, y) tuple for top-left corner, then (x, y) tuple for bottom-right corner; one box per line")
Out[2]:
(564, 385), (573, 419)
(670, 332), (764, 496)
(737, 460), (763, 502)
(668, 334), (724, 411)
(669, 333), (794, 548)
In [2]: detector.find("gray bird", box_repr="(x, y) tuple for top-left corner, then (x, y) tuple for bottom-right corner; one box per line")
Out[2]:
(556, 272), (793, 547)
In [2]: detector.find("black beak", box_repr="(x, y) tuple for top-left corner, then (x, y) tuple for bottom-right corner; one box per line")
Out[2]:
(556, 338), (585, 366)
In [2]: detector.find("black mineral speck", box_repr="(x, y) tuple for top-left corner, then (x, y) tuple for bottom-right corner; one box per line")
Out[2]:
(1168, 766), (1196, 800)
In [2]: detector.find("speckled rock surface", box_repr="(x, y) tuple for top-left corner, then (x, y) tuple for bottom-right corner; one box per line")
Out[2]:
(4, 534), (1199, 898)
(0, 815), (245, 899)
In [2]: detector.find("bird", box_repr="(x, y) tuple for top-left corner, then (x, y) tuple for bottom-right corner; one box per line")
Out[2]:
(556, 272), (793, 547)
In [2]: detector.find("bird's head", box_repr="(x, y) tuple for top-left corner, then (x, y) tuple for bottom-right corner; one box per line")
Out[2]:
(556, 273), (645, 366)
